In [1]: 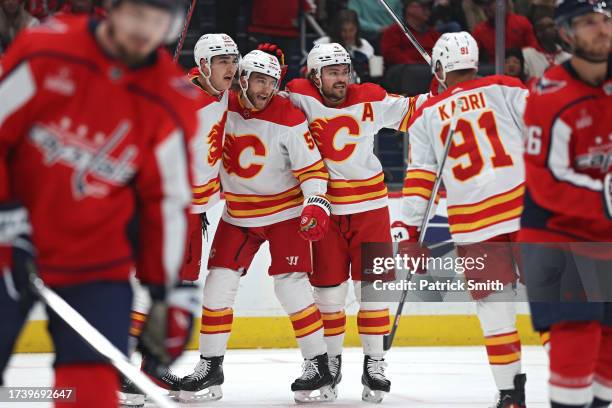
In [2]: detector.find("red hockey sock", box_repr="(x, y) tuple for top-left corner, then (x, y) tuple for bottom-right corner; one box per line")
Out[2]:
(549, 321), (601, 405)
(594, 326), (612, 402)
(54, 363), (118, 408)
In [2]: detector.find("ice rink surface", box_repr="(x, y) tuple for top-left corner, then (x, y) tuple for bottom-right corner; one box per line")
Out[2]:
(3, 346), (549, 408)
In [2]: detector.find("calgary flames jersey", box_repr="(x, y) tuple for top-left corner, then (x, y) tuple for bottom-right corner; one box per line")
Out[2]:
(285, 79), (415, 215)
(220, 92), (328, 227)
(402, 75), (528, 243)
(187, 67), (227, 213)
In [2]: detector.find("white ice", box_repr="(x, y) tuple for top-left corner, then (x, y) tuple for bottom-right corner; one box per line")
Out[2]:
(3, 346), (549, 407)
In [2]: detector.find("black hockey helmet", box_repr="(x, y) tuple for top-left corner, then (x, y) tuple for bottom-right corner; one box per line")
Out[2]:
(110, 0), (189, 42)
(555, 0), (610, 25)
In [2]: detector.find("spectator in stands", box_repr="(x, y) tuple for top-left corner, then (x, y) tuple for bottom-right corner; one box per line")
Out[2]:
(431, 0), (467, 33)
(462, 0), (486, 32)
(315, 9), (375, 82)
(0, 0), (39, 50)
(381, 0), (440, 66)
(472, 0), (538, 62)
(504, 48), (526, 82)
(59, 0), (106, 17)
(25, 0), (59, 19)
(522, 15), (570, 79)
(348, 0), (403, 53)
(248, 0), (316, 83)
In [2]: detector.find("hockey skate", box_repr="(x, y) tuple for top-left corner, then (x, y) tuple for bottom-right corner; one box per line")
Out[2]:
(361, 355), (391, 403)
(119, 376), (144, 408)
(141, 357), (181, 399)
(179, 355), (224, 402)
(329, 354), (342, 398)
(291, 353), (335, 403)
(492, 373), (526, 408)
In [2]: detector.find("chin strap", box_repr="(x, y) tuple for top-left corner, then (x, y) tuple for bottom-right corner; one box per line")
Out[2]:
(199, 60), (222, 96)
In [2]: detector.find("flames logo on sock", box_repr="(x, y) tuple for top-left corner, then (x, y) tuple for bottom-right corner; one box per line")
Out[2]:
(222, 133), (267, 179)
(309, 116), (360, 162)
(207, 111), (227, 166)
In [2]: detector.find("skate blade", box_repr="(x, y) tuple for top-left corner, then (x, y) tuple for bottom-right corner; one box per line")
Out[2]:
(294, 385), (336, 403)
(178, 385), (223, 403)
(362, 386), (386, 404)
(118, 392), (145, 408)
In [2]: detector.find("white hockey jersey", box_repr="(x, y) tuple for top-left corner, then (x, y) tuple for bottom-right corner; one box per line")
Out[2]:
(188, 71), (227, 213)
(285, 79), (416, 215)
(220, 92), (328, 227)
(402, 75), (528, 242)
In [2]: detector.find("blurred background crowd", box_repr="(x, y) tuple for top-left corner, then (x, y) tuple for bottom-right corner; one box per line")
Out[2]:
(0, 0), (571, 188)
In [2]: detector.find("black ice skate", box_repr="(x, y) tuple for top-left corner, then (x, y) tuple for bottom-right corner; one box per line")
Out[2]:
(141, 357), (181, 399)
(361, 355), (391, 403)
(492, 373), (526, 408)
(119, 375), (144, 408)
(179, 355), (224, 402)
(329, 354), (342, 398)
(291, 353), (335, 403)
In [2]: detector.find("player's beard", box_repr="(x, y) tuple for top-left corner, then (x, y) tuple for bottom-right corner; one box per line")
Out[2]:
(107, 21), (154, 67)
(323, 81), (348, 104)
(572, 31), (611, 63)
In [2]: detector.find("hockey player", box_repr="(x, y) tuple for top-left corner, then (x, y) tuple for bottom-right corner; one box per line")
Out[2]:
(399, 32), (529, 407)
(284, 42), (417, 403)
(120, 33), (240, 406)
(0, 1), (201, 407)
(521, 0), (612, 406)
(179, 50), (335, 403)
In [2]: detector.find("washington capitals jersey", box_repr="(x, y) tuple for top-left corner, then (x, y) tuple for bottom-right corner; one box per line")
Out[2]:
(521, 61), (612, 244)
(187, 67), (227, 213)
(285, 79), (415, 215)
(0, 16), (201, 286)
(220, 92), (328, 227)
(402, 75), (528, 242)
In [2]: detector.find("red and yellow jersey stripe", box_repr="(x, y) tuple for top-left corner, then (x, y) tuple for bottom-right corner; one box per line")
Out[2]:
(292, 159), (328, 184)
(192, 177), (221, 207)
(447, 183), (524, 235)
(326, 172), (388, 206)
(225, 185), (304, 219)
(290, 304), (324, 339)
(402, 169), (436, 200)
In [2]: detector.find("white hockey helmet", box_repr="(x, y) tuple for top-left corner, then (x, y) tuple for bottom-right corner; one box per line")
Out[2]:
(431, 32), (479, 84)
(307, 43), (352, 80)
(194, 33), (239, 71)
(239, 50), (282, 87)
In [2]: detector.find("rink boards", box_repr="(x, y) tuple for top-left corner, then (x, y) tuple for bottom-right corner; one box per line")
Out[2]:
(14, 195), (540, 353)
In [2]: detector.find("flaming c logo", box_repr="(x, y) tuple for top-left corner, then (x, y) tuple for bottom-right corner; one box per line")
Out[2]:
(222, 133), (267, 179)
(309, 116), (360, 162)
(207, 111), (227, 166)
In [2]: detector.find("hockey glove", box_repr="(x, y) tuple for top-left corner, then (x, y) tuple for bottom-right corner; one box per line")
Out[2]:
(0, 202), (36, 309)
(299, 195), (331, 241)
(395, 221), (429, 274)
(605, 173), (612, 219)
(257, 42), (288, 84)
(139, 283), (199, 365)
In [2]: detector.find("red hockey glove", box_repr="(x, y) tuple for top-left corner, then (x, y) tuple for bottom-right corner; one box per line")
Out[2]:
(0, 202), (36, 309)
(605, 173), (612, 219)
(299, 195), (331, 241)
(257, 42), (288, 84)
(139, 283), (198, 365)
(394, 221), (429, 274)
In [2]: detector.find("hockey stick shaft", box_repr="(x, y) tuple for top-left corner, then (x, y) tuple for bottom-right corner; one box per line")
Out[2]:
(27, 265), (177, 408)
(173, 0), (198, 62)
(417, 99), (463, 246)
(383, 100), (464, 351)
(376, 0), (432, 65)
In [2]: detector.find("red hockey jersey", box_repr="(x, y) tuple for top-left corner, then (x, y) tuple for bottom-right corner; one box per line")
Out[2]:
(520, 61), (612, 246)
(0, 17), (202, 286)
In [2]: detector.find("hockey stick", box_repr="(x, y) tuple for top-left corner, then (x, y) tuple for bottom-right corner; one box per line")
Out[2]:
(173, 0), (198, 63)
(375, 0), (432, 65)
(27, 264), (177, 408)
(383, 100), (464, 351)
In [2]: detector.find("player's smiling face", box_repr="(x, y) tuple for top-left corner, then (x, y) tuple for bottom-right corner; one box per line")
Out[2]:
(320, 64), (350, 105)
(107, 2), (172, 64)
(244, 72), (277, 110)
(208, 55), (239, 92)
(570, 12), (612, 62)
